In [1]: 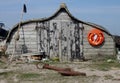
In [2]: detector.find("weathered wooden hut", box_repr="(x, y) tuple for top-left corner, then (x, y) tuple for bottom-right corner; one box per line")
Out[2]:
(5, 3), (116, 61)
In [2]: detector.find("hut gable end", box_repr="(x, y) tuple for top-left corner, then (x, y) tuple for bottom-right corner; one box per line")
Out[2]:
(5, 3), (115, 61)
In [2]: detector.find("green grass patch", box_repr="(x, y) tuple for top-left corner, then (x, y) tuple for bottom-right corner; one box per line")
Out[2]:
(0, 60), (6, 65)
(0, 71), (14, 79)
(19, 73), (41, 80)
(91, 55), (120, 71)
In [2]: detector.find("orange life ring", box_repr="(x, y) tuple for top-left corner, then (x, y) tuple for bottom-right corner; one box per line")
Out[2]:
(87, 28), (104, 46)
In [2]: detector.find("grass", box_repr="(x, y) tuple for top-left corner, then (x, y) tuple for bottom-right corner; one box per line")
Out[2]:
(0, 55), (120, 83)
(0, 72), (10, 77)
(0, 69), (99, 83)
(19, 73), (41, 80)
(0, 71), (15, 83)
(0, 72), (42, 83)
(0, 60), (6, 68)
(90, 55), (120, 71)
(104, 74), (114, 80)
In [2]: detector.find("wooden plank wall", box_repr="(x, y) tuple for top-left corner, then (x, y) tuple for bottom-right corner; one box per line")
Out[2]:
(6, 23), (38, 55)
(83, 25), (115, 59)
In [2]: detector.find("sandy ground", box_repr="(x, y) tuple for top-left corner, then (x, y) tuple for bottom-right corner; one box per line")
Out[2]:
(0, 61), (120, 83)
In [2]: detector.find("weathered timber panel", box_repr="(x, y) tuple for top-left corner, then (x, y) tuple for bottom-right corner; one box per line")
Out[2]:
(83, 24), (115, 59)
(53, 11), (72, 20)
(6, 23), (38, 54)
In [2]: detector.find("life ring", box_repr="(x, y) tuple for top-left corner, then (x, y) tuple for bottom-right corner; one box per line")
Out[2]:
(88, 29), (104, 46)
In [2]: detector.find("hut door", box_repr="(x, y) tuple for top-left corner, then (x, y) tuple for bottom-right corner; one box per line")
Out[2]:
(70, 24), (83, 61)
(59, 22), (84, 61)
(70, 24), (81, 61)
(59, 21), (70, 61)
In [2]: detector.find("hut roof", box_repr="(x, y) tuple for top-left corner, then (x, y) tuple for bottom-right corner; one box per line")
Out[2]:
(6, 3), (112, 43)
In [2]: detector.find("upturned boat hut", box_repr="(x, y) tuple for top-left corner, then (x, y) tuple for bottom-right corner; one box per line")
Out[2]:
(5, 3), (116, 61)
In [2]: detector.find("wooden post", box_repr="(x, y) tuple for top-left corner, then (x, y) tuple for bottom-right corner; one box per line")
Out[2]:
(59, 31), (62, 62)
(80, 23), (85, 60)
(59, 22), (62, 61)
(8, 3), (26, 64)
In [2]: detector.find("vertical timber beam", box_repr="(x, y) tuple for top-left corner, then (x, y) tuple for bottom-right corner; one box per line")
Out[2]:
(59, 22), (62, 62)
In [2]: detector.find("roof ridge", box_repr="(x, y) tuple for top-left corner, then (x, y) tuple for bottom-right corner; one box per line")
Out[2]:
(60, 3), (67, 8)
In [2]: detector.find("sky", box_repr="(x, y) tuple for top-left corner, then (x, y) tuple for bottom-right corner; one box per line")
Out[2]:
(0, 0), (120, 35)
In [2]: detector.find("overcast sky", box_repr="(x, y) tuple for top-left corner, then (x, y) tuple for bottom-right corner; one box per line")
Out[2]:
(0, 0), (120, 35)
